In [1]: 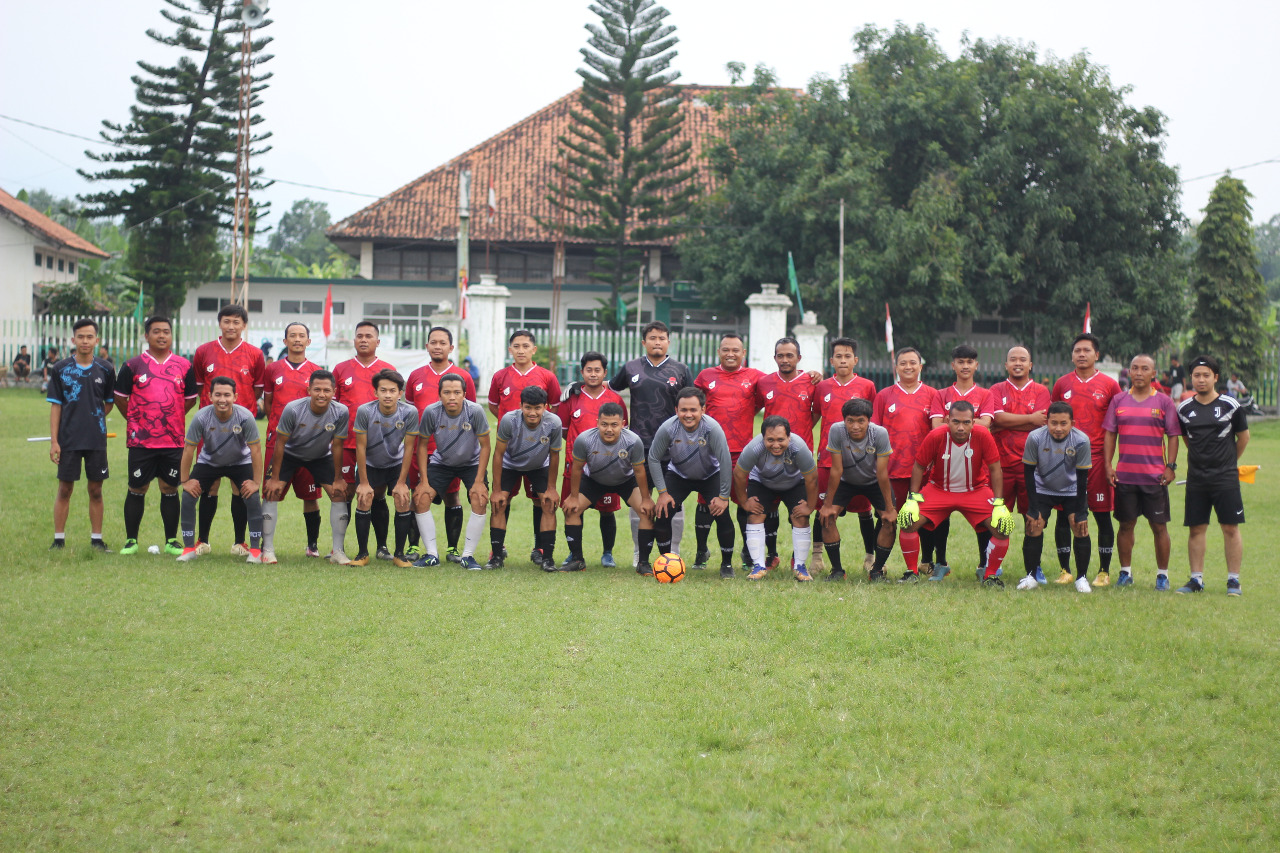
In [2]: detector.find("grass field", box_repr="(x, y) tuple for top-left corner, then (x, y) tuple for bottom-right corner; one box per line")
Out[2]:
(2, 386), (1277, 850)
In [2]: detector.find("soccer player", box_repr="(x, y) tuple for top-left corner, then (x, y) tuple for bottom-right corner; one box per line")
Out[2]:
(813, 337), (878, 573)
(351, 369), (419, 566)
(262, 322), (323, 556)
(1016, 402), (1093, 593)
(488, 329), (561, 563)
(561, 403), (657, 573)
(47, 318), (115, 552)
(1101, 354), (1181, 588)
(192, 304), (266, 555)
(115, 315), (198, 555)
(647, 387), (735, 577)
(487, 386), (563, 570)
(261, 371), (350, 564)
(817, 398), (897, 582)
(609, 321), (694, 561)
(872, 347), (939, 572)
(556, 351), (628, 568)
(985, 346), (1054, 581)
(176, 376), (263, 563)
(414, 374), (491, 570)
(1175, 355), (1249, 595)
(1052, 333), (1121, 584)
(405, 326), (477, 561)
(896, 401), (1014, 585)
(333, 321), (396, 559)
(734, 416), (820, 582)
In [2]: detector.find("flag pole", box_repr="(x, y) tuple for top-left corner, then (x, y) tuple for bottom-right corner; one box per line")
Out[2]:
(837, 199), (845, 339)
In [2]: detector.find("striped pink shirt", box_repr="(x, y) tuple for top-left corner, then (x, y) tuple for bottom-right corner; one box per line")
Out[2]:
(1102, 391), (1180, 485)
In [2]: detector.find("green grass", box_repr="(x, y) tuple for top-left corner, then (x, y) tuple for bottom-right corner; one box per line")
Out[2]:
(1, 387), (1277, 850)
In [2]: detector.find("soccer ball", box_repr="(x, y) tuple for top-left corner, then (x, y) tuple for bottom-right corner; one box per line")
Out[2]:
(652, 552), (686, 584)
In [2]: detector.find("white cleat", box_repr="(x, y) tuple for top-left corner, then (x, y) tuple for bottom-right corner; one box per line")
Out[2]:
(176, 548), (200, 562)
(329, 550), (352, 565)
(862, 554), (875, 572)
(260, 550), (278, 565)
(1016, 575), (1040, 591)
(246, 553), (262, 564)
(194, 542), (212, 556)
(230, 543), (251, 557)
(1074, 576), (1092, 594)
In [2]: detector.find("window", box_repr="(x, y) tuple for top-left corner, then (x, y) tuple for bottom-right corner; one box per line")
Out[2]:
(526, 253), (553, 283)
(67, 261), (74, 274)
(34, 252), (42, 267)
(248, 299), (262, 313)
(364, 302), (389, 317)
(505, 306), (552, 336)
(46, 255), (54, 269)
(58, 259), (65, 272)
(197, 297), (262, 313)
(429, 251), (455, 281)
(332, 302), (345, 315)
(392, 303), (419, 318)
(567, 308), (599, 330)
(301, 300), (324, 314)
(401, 251), (429, 280)
(497, 252), (526, 282)
(198, 298), (220, 312)
(372, 249), (400, 279)
(281, 300), (300, 314)
(565, 254), (595, 284)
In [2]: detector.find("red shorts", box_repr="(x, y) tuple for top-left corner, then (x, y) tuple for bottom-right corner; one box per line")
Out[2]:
(1086, 456), (1113, 512)
(890, 477), (913, 509)
(1002, 464), (1028, 515)
(266, 439), (320, 500)
(919, 483), (995, 530)
(562, 465), (620, 512)
(698, 451), (744, 507)
(817, 466), (872, 512)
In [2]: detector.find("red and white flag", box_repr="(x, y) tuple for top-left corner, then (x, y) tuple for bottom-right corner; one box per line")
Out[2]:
(1083, 302), (1091, 334)
(487, 179), (497, 224)
(459, 268), (469, 321)
(322, 284), (333, 337)
(885, 303), (895, 354)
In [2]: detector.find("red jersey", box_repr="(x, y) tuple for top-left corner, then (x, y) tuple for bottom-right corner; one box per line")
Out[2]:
(556, 386), (628, 446)
(813, 374), (877, 466)
(405, 362), (477, 413)
(488, 364), (561, 418)
(872, 382), (939, 479)
(264, 357), (320, 438)
(695, 365), (764, 452)
(333, 356), (395, 449)
(929, 383), (992, 422)
(193, 338), (265, 411)
(983, 378), (1052, 467)
(1052, 370), (1122, 456)
(115, 352), (197, 449)
(755, 372), (817, 449)
(917, 425), (1000, 492)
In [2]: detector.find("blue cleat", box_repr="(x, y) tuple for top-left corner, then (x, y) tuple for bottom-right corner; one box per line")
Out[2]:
(1116, 570), (1133, 586)
(1176, 577), (1204, 594)
(601, 551), (617, 568)
(1034, 566), (1047, 585)
(412, 553), (440, 568)
(793, 562), (812, 582)
(1227, 577), (1242, 596)
(460, 556), (483, 571)
(1155, 575), (1170, 591)
(747, 564), (769, 581)
(929, 563), (951, 581)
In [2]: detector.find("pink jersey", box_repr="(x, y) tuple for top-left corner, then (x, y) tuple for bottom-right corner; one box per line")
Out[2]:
(872, 382), (939, 479)
(115, 352), (197, 449)
(983, 378), (1052, 468)
(917, 425), (1000, 492)
(1052, 371), (1121, 457)
(695, 365), (764, 453)
(488, 364), (561, 418)
(755, 372), (817, 450)
(333, 356), (396, 449)
(813, 374), (877, 466)
(930, 383), (992, 422)
(192, 338), (265, 411)
(1102, 391), (1181, 485)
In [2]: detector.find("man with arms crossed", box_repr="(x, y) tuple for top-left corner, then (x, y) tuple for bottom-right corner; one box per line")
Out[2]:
(351, 369), (419, 567)
(1016, 402), (1093, 593)
(735, 416), (820, 582)
(487, 386), (563, 571)
(817, 398), (898, 582)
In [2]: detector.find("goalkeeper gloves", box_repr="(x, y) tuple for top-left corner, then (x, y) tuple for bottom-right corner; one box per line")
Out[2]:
(898, 492), (924, 529)
(990, 498), (1014, 536)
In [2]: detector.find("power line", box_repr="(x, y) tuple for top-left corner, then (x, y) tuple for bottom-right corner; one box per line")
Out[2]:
(1183, 158), (1280, 183)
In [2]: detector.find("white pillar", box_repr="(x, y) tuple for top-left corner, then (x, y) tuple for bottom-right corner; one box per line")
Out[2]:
(465, 273), (510, 397)
(791, 310), (828, 372)
(426, 301), (461, 352)
(745, 283), (793, 371)
(359, 241), (374, 279)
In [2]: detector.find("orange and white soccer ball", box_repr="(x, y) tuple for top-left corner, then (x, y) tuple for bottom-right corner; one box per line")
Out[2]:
(652, 552), (686, 583)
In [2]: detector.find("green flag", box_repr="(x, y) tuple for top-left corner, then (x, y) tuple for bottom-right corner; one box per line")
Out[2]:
(616, 293), (627, 327)
(133, 282), (145, 326)
(787, 252), (805, 315)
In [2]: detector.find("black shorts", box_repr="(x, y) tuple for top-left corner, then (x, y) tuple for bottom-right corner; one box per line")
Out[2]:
(128, 447), (182, 489)
(1026, 494), (1079, 522)
(427, 463), (481, 504)
(746, 479), (809, 514)
(1184, 483), (1245, 527)
(189, 462), (256, 493)
(57, 447), (109, 482)
(663, 471), (725, 506)
(361, 463), (405, 491)
(278, 452), (335, 487)
(829, 480), (886, 514)
(1114, 482), (1171, 524)
(501, 466), (549, 496)
(582, 473), (637, 507)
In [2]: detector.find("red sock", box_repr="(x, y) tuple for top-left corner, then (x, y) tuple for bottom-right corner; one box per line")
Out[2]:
(984, 538), (1009, 578)
(900, 530), (920, 574)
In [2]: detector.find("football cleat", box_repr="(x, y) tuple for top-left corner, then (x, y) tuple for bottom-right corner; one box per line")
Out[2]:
(165, 539), (184, 556)
(392, 553), (412, 568)
(559, 558), (587, 572)
(747, 564), (769, 581)
(823, 569), (846, 583)
(720, 566), (735, 579)
(793, 563), (813, 582)
(1074, 576), (1092, 593)
(261, 550), (278, 565)
(868, 568), (888, 583)
(539, 555), (559, 573)
(636, 564), (655, 577)
(246, 549), (263, 564)
(1034, 566), (1047, 585)
(982, 575), (1005, 588)
(692, 550), (710, 571)
(120, 539), (139, 555)
(404, 544), (422, 559)
(329, 550), (352, 566)
(919, 562), (934, 578)
(446, 548), (463, 565)
(376, 546), (393, 562)
(897, 571), (919, 584)
(50, 539), (66, 550)
(1227, 577), (1241, 596)
(1116, 571), (1133, 587)
(1155, 575), (1170, 591)
(90, 540), (112, 553)
(1054, 569), (1074, 584)
(1093, 571), (1111, 587)
(195, 542), (212, 556)
(460, 556), (483, 571)
(862, 554), (875, 572)
(1016, 575), (1040, 591)
(485, 554), (506, 570)
(411, 553), (440, 568)
(305, 545), (322, 558)
(766, 555), (781, 571)
(176, 548), (200, 562)
(347, 553), (370, 567)
(230, 543), (250, 557)
(601, 551), (616, 568)
(928, 563), (951, 582)
(529, 548), (544, 564)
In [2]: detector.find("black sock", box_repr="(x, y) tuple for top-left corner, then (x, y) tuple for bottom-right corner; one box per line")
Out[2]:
(354, 508), (371, 556)
(407, 518), (420, 548)
(715, 512), (735, 567)
(394, 510), (413, 554)
(304, 509), (321, 550)
(873, 543), (893, 571)
(566, 523), (584, 559)
(1022, 534), (1044, 577)
(638, 528), (656, 567)
(976, 529), (991, 570)
(825, 541), (843, 573)
(1055, 511), (1072, 569)
(491, 526), (508, 557)
(531, 503), (540, 549)
(930, 518), (949, 564)
(160, 491), (179, 541)
(445, 504), (464, 550)
(371, 498), (389, 550)
(1093, 511), (1114, 570)
(858, 513), (876, 555)
(919, 527), (935, 564)
(231, 493), (247, 544)
(654, 514), (674, 556)
(694, 503), (712, 555)
(124, 491), (146, 540)
(1074, 535), (1093, 579)
(198, 494), (217, 543)
(765, 509), (779, 558)
(599, 511), (616, 552)
(540, 528), (555, 563)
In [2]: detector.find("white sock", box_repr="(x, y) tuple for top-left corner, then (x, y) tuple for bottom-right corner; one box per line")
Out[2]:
(415, 510), (438, 556)
(463, 512), (486, 557)
(792, 526), (812, 564)
(1191, 571), (1203, 580)
(630, 509), (640, 549)
(261, 501), (278, 551)
(54, 533), (65, 541)
(330, 502), (349, 552)
(1157, 569), (1168, 578)
(670, 508), (684, 550)
(1121, 566), (1132, 574)
(746, 522), (766, 567)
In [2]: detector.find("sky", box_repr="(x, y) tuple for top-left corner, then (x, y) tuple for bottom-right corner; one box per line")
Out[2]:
(2, 0), (1277, 237)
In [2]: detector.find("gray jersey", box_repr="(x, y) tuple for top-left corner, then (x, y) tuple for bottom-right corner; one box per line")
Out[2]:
(827, 422), (892, 487)
(187, 404), (259, 467)
(277, 397), (350, 460)
(420, 400), (490, 467)
(647, 414), (732, 497)
(737, 433), (817, 491)
(574, 427), (645, 487)
(354, 400), (420, 469)
(1023, 426), (1092, 497)
(497, 410), (563, 471)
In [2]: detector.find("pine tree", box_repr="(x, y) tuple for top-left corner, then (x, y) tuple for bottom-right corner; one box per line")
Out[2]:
(1191, 175), (1269, 382)
(547, 0), (699, 328)
(79, 0), (272, 318)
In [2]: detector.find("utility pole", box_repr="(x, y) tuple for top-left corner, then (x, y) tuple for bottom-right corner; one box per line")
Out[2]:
(457, 168), (471, 329)
(837, 198), (845, 339)
(228, 15), (257, 307)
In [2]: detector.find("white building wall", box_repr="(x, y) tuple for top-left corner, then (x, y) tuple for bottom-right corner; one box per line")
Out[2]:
(0, 218), (85, 314)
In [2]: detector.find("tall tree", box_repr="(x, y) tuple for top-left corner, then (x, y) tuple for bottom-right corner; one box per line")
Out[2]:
(79, 0), (272, 317)
(1191, 175), (1269, 381)
(268, 198), (337, 268)
(546, 0), (699, 328)
(1256, 213), (1280, 301)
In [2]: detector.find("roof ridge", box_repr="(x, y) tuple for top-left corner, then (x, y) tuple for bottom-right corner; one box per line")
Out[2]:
(0, 187), (111, 259)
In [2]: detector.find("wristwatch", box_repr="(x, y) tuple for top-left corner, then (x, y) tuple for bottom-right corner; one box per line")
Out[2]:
(1165, 462), (1177, 471)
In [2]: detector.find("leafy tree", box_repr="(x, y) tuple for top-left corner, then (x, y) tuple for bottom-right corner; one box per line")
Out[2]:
(268, 198), (338, 268)
(1191, 175), (1269, 382)
(79, 0), (272, 318)
(1256, 213), (1280, 301)
(546, 0), (699, 329)
(680, 24), (1185, 359)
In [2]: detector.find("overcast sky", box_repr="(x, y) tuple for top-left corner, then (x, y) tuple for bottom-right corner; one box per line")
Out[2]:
(3, 0), (1277, 237)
